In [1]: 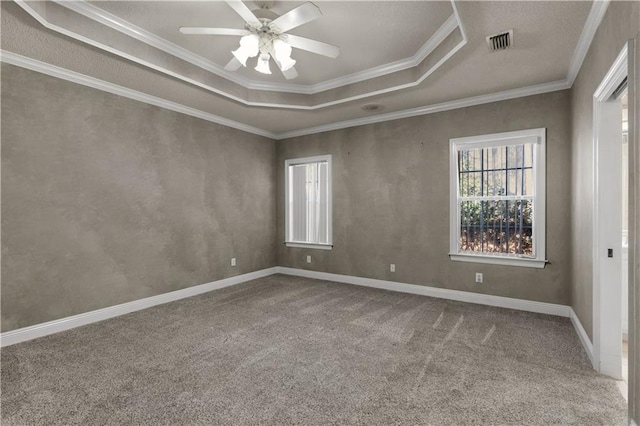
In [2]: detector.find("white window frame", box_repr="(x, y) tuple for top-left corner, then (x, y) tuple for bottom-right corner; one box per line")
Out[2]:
(284, 155), (333, 250)
(449, 128), (547, 268)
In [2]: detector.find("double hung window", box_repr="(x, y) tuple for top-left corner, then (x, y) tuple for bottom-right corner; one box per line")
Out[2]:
(449, 128), (546, 268)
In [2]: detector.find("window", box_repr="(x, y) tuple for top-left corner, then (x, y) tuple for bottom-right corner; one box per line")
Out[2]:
(449, 128), (546, 268)
(285, 155), (332, 250)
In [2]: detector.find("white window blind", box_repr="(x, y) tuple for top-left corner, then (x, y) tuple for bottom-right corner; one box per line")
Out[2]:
(285, 155), (332, 249)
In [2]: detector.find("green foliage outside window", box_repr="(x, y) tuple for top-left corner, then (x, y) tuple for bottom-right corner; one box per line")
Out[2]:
(458, 145), (534, 256)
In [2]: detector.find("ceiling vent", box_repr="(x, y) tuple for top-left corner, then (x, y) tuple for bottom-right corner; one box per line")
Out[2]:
(486, 30), (513, 51)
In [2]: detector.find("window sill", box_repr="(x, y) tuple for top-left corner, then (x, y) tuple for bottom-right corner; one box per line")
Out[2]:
(285, 242), (333, 250)
(449, 253), (547, 269)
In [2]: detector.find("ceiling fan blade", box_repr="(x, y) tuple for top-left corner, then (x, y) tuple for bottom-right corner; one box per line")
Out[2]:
(281, 66), (298, 80)
(179, 27), (249, 36)
(224, 57), (243, 71)
(273, 57), (298, 80)
(271, 2), (322, 33)
(286, 34), (339, 58)
(225, 0), (260, 25)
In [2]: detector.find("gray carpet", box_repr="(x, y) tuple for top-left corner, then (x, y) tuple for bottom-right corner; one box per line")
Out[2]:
(1, 274), (627, 425)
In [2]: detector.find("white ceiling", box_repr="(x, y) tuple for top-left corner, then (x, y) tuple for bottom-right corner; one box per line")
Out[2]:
(0, 0), (597, 138)
(93, 1), (454, 86)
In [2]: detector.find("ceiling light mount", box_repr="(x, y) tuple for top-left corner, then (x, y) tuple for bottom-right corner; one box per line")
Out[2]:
(252, 4), (279, 22)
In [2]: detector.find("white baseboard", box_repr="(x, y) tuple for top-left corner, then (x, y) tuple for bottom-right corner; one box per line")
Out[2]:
(600, 353), (624, 381)
(616, 380), (628, 402)
(276, 268), (602, 363)
(0, 267), (278, 347)
(1, 265), (595, 362)
(569, 307), (594, 366)
(275, 267), (571, 317)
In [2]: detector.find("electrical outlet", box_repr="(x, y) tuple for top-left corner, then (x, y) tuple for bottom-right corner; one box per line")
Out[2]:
(306, 255), (311, 263)
(390, 264), (396, 272)
(475, 272), (483, 283)
(231, 257), (236, 267)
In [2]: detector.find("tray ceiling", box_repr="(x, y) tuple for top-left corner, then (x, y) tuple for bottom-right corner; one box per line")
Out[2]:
(1, 0), (597, 138)
(93, 1), (455, 87)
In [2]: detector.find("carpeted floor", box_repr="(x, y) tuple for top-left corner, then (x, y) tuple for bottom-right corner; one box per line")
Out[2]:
(1, 274), (627, 425)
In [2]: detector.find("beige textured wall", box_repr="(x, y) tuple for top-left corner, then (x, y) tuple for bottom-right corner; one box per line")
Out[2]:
(277, 91), (572, 305)
(1, 64), (277, 332)
(570, 1), (640, 341)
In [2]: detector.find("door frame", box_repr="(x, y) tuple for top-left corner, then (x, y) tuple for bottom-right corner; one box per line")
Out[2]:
(627, 35), (638, 425)
(593, 44), (628, 379)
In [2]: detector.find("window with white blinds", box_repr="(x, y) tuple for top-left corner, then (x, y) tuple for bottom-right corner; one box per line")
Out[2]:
(285, 155), (332, 250)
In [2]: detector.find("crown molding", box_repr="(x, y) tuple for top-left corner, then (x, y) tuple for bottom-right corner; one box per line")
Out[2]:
(12, 0), (255, 108)
(58, 0), (602, 95)
(284, 38), (467, 110)
(7, 0), (605, 128)
(276, 79), (571, 140)
(56, 0), (461, 95)
(54, 0), (252, 90)
(304, 14), (459, 94)
(16, 0), (465, 110)
(2, 49), (572, 141)
(566, 0), (610, 86)
(0, 51), (277, 139)
(449, 0), (468, 43)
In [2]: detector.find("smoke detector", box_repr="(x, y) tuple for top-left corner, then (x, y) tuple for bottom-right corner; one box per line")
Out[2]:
(486, 30), (513, 51)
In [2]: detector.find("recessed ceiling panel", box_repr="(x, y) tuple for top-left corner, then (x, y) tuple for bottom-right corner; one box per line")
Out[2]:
(92, 1), (454, 85)
(1, 0), (597, 137)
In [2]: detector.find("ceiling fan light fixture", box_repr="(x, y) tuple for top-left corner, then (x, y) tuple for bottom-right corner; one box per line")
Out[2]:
(273, 39), (296, 71)
(181, 1), (340, 79)
(231, 48), (250, 67)
(232, 34), (260, 66)
(255, 53), (272, 74)
(277, 55), (296, 72)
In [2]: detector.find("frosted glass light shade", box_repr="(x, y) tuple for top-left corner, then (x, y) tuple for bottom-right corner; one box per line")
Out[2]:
(278, 56), (296, 72)
(273, 39), (296, 71)
(255, 53), (272, 74)
(232, 34), (259, 67)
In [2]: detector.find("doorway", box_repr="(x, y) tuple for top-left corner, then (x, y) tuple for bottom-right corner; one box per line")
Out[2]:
(622, 89), (630, 386)
(593, 45), (628, 383)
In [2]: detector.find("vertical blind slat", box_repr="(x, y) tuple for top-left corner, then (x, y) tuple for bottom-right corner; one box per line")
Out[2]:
(291, 164), (307, 242)
(289, 160), (329, 245)
(318, 162), (329, 244)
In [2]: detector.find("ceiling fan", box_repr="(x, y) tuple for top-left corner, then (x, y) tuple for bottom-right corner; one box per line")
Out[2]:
(179, 0), (340, 80)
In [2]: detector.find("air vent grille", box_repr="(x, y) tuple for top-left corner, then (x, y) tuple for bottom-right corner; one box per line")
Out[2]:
(486, 30), (513, 51)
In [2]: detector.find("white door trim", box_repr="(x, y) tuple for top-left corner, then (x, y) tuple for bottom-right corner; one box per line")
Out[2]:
(593, 44), (628, 379)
